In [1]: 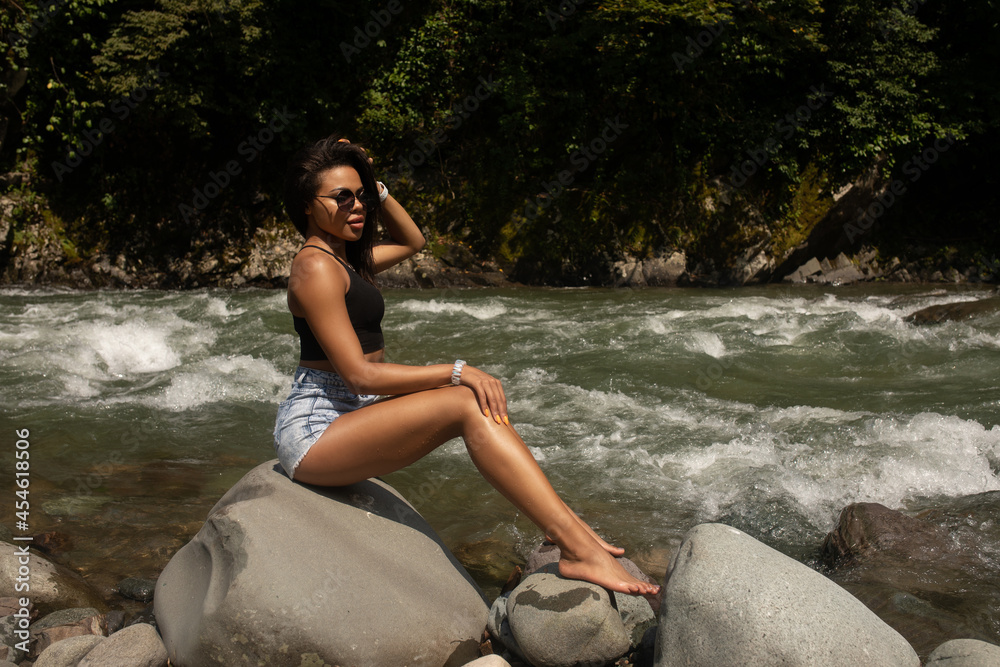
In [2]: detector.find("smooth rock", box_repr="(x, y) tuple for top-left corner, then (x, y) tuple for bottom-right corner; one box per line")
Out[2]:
(486, 594), (527, 664)
(155, 461), (488, 667)
(655, 523), (919, 666)
(925, 639), (1000, 666)
(463, 656), (512, 667)
(614, 589), (657, 647)
(0, 545), (106, 617)
(78, 623), (167, 667)
(33, 634), (105, 667)
(506, 563), (631, 667)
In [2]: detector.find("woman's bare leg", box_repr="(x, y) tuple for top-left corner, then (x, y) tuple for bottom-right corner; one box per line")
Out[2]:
(549, 502), (626, 556)
(294, 386), (658, 595)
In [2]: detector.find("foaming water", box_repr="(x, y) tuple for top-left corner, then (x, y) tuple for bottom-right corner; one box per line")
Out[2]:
(1, 284), (999, 597)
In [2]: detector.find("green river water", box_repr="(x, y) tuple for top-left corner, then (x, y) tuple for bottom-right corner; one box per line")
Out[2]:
(1, 284), (998, 643)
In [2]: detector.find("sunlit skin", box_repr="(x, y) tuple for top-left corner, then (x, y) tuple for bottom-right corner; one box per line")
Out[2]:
(286, 157), (659, 596)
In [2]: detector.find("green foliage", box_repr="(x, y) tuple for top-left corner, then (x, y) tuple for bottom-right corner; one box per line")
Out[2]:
(1, 0), (998, 282)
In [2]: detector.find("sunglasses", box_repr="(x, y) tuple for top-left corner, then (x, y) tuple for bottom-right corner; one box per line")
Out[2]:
(315, 188), (377, 211)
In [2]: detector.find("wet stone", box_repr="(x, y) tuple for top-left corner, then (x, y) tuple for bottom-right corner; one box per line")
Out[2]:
(117, 577), (156, 603)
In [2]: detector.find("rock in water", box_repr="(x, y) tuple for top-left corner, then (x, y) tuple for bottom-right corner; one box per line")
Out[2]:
(905, 297), (1000, 324)
(655, 523), (919, 667)
(821, 500), (1000, 657)
(821, 502), (953, 567)
(154, 461), (488, 667)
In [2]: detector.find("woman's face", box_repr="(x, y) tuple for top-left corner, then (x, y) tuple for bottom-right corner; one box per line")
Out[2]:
(304, 166), (369, 242)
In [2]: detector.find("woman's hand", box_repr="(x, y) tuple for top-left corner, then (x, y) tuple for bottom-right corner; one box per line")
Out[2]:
(459, 365), (510, 426)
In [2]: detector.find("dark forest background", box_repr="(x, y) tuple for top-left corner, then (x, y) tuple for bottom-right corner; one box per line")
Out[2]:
(2, 0), (998, 285)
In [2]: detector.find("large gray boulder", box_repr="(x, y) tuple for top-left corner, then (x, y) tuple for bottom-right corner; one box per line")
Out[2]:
(155, 461), (489, 667)
(655, 524), (919, 667)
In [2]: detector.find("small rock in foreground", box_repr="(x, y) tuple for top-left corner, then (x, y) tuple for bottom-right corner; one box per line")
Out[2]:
(505, 563), (632, 667)
(925, 638), (1000, 666)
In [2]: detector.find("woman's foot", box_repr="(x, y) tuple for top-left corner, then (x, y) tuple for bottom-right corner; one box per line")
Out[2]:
(557, 544), (660, 596)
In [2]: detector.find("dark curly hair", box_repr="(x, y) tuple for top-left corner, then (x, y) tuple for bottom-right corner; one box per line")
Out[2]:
(283, 136), (380, 283)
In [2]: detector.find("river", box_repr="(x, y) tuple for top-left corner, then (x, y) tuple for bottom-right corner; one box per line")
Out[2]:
(1, 283), (998, 640)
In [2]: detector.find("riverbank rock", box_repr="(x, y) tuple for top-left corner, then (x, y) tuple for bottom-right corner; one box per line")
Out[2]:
(655, 523), (919, 666)
(382, 251), (509, 288)
(925, 639), (1000, 666)
(154, 461), (489, 667)
(499, 563), (632, 667)
(612, 251), (687, 287)
(783, 252), (867, 285)
(0, 544), (107, 617)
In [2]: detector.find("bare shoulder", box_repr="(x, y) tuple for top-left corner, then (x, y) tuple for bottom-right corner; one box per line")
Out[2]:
(289, 251), (349, 302)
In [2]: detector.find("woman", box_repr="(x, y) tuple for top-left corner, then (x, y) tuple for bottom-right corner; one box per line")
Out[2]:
(273, 135), (658, 596)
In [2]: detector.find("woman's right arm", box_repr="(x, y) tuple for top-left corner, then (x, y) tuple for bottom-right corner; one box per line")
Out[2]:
(289, 255), (508, 422)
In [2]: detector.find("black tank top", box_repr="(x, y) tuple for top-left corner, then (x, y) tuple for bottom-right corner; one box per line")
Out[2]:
(293, 245), (385, 357)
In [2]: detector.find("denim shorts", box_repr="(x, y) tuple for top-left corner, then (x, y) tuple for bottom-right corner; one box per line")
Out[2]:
(273, 366), (377, 479)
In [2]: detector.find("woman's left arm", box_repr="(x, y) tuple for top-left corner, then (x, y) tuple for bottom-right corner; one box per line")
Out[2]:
(372, 187), (426, 273)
